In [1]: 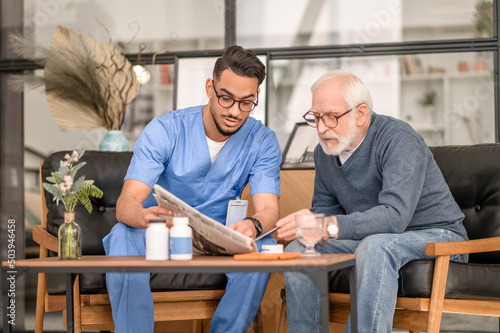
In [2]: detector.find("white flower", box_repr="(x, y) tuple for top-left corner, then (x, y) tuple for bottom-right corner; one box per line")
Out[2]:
(64, 175), (73, 187)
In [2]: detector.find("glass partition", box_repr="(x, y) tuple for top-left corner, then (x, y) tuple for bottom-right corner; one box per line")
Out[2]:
(268, 51), (494, 149)
(24, 0), (225, 53)
(238, 0), (493, 48)
(122, 64), (176, 139)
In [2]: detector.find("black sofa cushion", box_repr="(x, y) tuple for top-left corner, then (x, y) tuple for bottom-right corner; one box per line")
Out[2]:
(329, 260), (500, 300)
(47, 272), (227, 295)
(42, 150), (227, 295)
(329, 144), (500, 299)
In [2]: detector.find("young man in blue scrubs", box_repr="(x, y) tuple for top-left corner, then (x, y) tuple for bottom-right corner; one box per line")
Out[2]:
(103, 45), (281, 333)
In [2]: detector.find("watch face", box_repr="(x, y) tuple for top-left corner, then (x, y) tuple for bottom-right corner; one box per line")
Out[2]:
(327, 224), (338, 237)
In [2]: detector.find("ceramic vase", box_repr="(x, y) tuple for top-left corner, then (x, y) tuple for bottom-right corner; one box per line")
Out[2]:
(58, 212), (82, 260)
(99, 130), (130, 152)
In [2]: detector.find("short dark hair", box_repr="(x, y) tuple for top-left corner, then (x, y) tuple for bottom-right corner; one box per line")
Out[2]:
(213, 45), (266, 86)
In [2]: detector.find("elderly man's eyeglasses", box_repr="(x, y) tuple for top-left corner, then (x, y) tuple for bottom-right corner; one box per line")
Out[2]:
(303, 104), (361, 128)
(212, 80), (258, 112)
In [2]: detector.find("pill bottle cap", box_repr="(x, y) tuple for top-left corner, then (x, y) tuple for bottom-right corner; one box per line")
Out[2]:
(149, 220), (165, 224)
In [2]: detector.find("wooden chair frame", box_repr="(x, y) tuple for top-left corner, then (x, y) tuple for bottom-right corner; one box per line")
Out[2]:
(328, 236), (500, 332)
(34, 162), (263, 333)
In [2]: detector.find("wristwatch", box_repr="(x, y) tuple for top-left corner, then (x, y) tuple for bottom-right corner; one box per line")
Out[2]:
(326, 216), (339, 239)
(243, 217), (262, 236)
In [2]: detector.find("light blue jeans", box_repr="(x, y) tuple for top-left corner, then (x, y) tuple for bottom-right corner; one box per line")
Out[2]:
(284, 229), (468, 333)
(103, 222), (275, 333)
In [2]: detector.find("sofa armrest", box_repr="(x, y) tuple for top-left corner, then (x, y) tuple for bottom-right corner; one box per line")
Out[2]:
(32, 224), (58, 253)
(425, 236), (500, 256)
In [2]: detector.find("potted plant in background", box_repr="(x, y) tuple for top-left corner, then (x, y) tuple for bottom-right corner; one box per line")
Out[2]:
(9, 23), (140, 151)
(473, 0), (493, 71)
(417, 90), (437, 124)
(42, 149), (103, 260)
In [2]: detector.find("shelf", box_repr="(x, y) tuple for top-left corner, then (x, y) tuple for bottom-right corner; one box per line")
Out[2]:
(401, 73), (445, 81)
(411, 124), (445, 132)
(401, 71), (491, 82)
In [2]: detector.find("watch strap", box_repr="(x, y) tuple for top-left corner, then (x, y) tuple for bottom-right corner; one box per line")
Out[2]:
(243, 217), (262, 236)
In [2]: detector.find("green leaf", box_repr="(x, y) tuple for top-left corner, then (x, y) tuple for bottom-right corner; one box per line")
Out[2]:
(70, 161), (87, 178)
(45, 176), (57, 184)
(43, 183), (64, 203)
(50, 171), (64, 184)
(76, 148), (86, 159)
(76, 183), (103, 213)
(56, 165), (68, 179)
(71, 175), (85, 194)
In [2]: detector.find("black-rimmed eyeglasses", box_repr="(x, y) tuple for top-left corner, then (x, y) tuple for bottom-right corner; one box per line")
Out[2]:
(212, 80), (258, 112)
(303, 104), (361, 128)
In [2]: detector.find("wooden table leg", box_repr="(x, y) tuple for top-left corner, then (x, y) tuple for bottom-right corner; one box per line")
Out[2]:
(66, 273), (77, 333)
(304, 269), (330, 333)
(349, 266), (358, 333)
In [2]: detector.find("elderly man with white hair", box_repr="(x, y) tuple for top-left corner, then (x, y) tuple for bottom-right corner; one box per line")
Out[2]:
(277, 70), (469, 333)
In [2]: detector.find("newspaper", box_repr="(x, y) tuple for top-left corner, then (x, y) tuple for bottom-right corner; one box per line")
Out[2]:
(153, 184), (258, 255)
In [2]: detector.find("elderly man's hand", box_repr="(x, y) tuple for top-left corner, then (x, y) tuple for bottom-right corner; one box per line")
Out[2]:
(276, 208), (313, 241)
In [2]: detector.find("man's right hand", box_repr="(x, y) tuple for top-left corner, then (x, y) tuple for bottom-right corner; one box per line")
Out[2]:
(276, 208), (313, 241)
(144, 206), (174, 227)
(117, 179), (175, 229)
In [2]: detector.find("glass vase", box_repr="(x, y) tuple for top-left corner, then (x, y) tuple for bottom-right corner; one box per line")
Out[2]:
(99, 130), (130, 152)
(58, 212), (82, 260)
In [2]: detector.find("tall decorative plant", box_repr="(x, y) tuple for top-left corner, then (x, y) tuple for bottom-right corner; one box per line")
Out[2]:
(9, 24), (139, 131)
(473, 0), (493, 71)
(417, 90), (437, 123)
(473, 0), (493, 37)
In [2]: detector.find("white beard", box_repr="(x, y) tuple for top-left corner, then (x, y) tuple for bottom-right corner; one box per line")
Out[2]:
(319, 114), (360, 156)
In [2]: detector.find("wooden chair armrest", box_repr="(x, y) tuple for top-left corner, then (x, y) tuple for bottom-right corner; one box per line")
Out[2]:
(425, 236), (500, 256)
(32, 224), (58, 253)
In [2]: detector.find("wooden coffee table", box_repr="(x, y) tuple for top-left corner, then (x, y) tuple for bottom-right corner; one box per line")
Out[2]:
(2, 254), (356, 333)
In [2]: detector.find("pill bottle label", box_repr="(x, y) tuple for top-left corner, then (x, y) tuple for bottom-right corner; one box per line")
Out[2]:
(170, 237), (192, 260)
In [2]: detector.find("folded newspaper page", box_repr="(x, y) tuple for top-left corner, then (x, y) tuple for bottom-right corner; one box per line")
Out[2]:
(153, 184), (258, 255)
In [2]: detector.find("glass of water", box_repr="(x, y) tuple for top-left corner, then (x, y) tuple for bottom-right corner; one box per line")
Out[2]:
(295, 213), (325, 256)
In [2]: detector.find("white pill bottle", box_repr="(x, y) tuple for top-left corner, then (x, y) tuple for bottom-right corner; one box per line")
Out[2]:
(170, 217), (193, 260)
(145, 220), (169, 260)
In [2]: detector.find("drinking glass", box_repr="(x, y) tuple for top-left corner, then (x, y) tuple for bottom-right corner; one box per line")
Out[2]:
(295, 213), (325, 256)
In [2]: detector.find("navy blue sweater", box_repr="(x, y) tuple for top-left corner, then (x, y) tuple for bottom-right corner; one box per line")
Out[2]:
(311, 112), (468, 241)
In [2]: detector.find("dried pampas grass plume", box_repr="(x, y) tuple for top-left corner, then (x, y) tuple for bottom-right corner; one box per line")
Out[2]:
(9, 24), (139, 131)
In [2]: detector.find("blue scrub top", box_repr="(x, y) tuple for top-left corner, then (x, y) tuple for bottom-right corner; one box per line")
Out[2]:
(125, 105), (282, 224)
